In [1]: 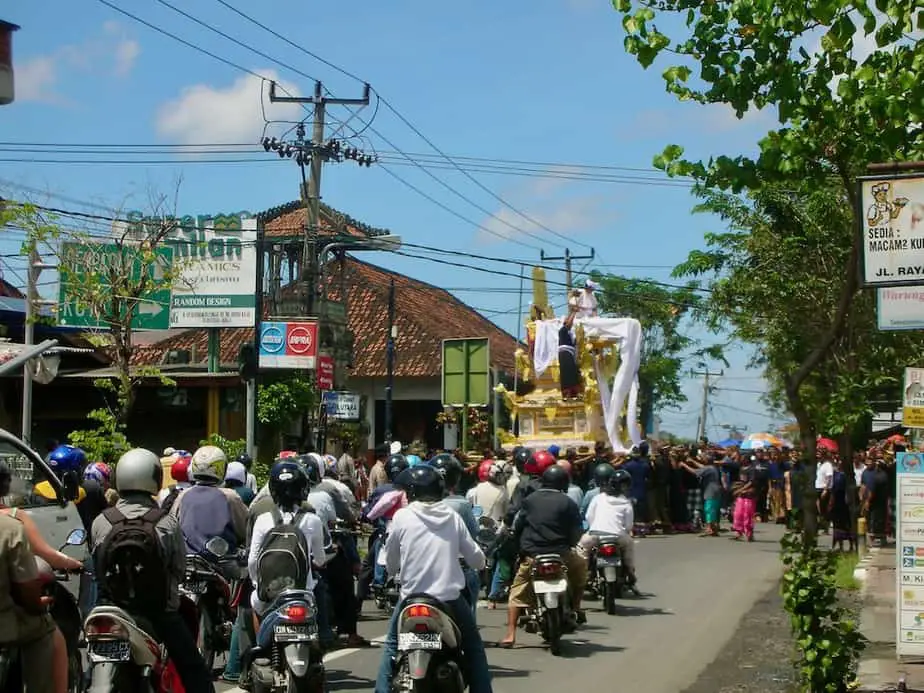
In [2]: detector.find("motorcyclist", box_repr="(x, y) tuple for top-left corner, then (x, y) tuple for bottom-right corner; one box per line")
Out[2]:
(358, 453), (409, 602)
(235, 453), (258, 494)
(170, 445), (247, 557)
(580, 461), (616, 523)
(35, 445), (108, 532)
(428, 453), (481, 617)
(500, 464), (587, 647)
(581, 468), (637, 586)
(374, 465), (492, 693)
(91, 448), (214, 692)
(504, 449), (554, 527)
(83, 461), (115, 505)
(314, 455), (359, 524)
(156, 454), (192, 508)
(505, 446), (528, 498)
(297, 455), (337, 532)
(224, 461), (255, 506)
(467, 459), (509, 524)
(557, 459), (585, 508)
(0, 512), (58, 693)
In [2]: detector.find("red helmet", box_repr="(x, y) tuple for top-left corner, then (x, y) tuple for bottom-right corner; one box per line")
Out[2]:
(532, 450), (557, 475)
(557, 459), (572, 477)
(477, 460), (494, 482)
(278, 450), (298, 459)
(171, 456), (191, 483)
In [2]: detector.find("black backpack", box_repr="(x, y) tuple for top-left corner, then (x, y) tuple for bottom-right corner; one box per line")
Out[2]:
(96, 507), (169, 611)
(160, 485), (181, 514)
(256, 507), (311, 603)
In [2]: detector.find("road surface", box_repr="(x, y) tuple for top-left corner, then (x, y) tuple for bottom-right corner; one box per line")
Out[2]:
(218, 525), (785, 693)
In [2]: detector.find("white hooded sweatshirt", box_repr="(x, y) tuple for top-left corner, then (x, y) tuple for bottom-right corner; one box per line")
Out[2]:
(585, 492), (634, 537)
(384, 500), (486, 602)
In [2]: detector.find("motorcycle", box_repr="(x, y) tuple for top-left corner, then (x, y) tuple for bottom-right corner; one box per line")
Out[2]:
(390, 595), (466, 693)
(471, 509), (499, 598)
(180, 537), (247, 671)
(373, 528), (401, 612)
(521, 554), (572, 656)
(591, 536), (627, 615)
(247, 588), (325, 693)
(0, 528), (86, 693)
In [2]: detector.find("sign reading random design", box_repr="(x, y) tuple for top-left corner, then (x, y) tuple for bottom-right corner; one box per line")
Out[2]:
(904, 368), (924, 427)
(859, 175), (924, 287)
(258, 321), (318, 369)
(114, 211), (258, 329)
(897, 452), (924, 657)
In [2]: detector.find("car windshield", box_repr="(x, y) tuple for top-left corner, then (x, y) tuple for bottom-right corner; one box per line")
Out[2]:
(0, 439), (44, 508)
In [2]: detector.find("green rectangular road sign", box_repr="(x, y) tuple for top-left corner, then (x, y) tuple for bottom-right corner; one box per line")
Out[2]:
(57, 242), (173, 330)
(441, 337), (491, 407)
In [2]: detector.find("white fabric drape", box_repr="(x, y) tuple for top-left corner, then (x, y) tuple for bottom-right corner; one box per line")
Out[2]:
(531, 317), (644, 453)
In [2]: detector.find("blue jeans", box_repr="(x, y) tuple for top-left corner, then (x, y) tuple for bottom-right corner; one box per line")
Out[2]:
(464, 568), (480, 621)
(374, 595), (493, 693)
(313, 579), (335, 647)
(222, 607), (246, 679)
(371, 537), (386, 586)
(488, 562), (505, 601)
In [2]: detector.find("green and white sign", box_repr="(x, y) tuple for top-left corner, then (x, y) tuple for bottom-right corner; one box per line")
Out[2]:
(57, 242), (173, 330)
(442, 337), (491, 407)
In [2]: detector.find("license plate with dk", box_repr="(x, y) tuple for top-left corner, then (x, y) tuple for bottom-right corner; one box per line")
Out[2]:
(88, 640), (131, 662)
(397, 632), (442, 651)
(183, 580), (209, 594)
(597, 557), (621, 566)
(274, 623), (317, 642)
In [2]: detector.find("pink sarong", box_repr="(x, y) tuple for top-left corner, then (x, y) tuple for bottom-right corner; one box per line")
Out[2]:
(733, 497), (756, 539)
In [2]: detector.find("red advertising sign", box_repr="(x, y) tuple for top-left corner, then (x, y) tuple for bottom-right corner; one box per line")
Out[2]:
(317, 355), (334, 390)
(258, 321), (318, 369)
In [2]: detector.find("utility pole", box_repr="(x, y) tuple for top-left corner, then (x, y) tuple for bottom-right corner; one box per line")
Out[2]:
(384, 277), (396, 444)
(269, 81), (371, 315)
(540, 248), (595, 293)
(21, 247), (54, 445)
(692, 368), (724, 442)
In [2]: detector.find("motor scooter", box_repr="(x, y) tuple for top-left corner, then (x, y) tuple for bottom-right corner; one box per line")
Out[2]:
(390, 595), (467, 693)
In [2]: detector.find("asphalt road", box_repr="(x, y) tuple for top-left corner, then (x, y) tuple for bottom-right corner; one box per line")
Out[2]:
(218, 524), (786, 693)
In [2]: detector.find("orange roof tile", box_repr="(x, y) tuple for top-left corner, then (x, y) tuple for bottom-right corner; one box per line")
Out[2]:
(131, 257), (518, 378)
(261, 201), (390, 240)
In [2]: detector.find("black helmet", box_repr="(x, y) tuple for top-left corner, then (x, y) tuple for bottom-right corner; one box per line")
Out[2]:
(235, 453), (253, 470)
(385, 453), (409, 482)
(269, 461), (308, 508)
(606, 469), (632, 495)
(295, 454), (322, 486)
(401, 465), (445, 503)
(513, 447), (531, 473)
(541, 464), (569, 491)
(593, 461), (615, 487)
(429, 453), (463, 490)
(633, 441), (650, 458)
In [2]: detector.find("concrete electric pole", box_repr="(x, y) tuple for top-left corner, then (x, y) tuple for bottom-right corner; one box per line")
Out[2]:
(540, 248), (595, 297)
(693, 368), (724, 442)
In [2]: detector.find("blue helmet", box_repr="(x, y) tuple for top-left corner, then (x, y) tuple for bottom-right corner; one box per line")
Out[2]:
(406, 454), (424, 467)
(47, 445), (86, 478)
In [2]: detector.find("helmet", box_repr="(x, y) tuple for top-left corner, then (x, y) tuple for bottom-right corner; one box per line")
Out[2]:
(541, 464), (569, 492)
(235, 453), (253, 470)
(523, 453), (540, 476)
(298, 454), (324, 485)
(548, 444), (561, 459)
(532, 450), (557, 476)
(171, 456), (191, 483)
(557, 459), (572, 477)
(385, 454), (409, 482)
(278, 450), (298, 459)
(406, 454), (424, 467)
(225, 461), (247, 485)
(190, 445), (227, 482)
(606, 469), (632, 495)
(269, 461), (308, 507)
(513, 447), (531, 473)
(115, 448), (163, 495)
(401, 465), (445, 503)
(323, 454), (339, 479)
(477, 460), (495, 483)
(83, 462), (112, 484)
(429, 453), (462, 490)
(632, 441), (650, 458)
(593, 462), (615, 488)
(47, 445), (87, 478)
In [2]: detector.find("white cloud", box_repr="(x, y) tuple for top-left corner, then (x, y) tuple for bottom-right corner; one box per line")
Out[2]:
(15, 22), (140, 104)
(155, 71), (303, 144)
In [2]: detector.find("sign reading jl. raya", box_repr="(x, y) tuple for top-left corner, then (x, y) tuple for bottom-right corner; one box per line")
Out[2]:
(860, 175), (924, 287)
(117, 210), (257, 329)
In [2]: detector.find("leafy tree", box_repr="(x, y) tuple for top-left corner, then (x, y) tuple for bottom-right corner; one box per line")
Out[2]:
(257, 374), (317, 453)
(591, 274), (723, 432)
(612, 0), (923, 539)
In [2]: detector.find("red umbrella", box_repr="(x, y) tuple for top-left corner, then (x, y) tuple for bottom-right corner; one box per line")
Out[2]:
(817, 437), (838, 452)
(887, 434), (907, 444)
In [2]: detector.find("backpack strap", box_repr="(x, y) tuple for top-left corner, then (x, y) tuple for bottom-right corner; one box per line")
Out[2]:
(270, 505), (283, 526)
(103, 507), (126, 525)
(142, 508), (167, 524)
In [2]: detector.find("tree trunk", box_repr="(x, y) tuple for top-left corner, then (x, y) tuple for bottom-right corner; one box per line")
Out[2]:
(787, 383), (818, 545)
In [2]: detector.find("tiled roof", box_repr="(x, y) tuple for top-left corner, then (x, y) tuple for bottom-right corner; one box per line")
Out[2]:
(131, 257), (518, 378)
(260, 201), (390, 240)
(0, 278), (24, 299)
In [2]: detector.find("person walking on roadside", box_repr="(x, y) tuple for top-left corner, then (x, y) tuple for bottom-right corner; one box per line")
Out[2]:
(732, 456), (757, 542)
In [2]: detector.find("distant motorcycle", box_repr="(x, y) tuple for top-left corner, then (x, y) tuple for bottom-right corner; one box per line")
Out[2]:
(590, 536), (629, 615)
(521, 554), (573, 656)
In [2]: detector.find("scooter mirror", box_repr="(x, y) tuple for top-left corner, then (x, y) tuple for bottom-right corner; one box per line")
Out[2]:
(64, 528), (86, 546)
(206, 536), (229, 557)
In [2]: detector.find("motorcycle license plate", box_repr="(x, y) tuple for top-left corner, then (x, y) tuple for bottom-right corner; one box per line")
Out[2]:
(88, 640), (131, 662)
(597, 557), (621, 567)
(183, 580), (209, 594)
(397, 632), (441, 651)
(274, 623), (317, 642)
(533, 578), (568, 594)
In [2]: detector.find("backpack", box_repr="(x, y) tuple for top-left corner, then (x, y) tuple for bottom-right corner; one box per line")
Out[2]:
(96, 507), (168, 612)
(160, 485), (181, 514)
(255, 507), (311, 603)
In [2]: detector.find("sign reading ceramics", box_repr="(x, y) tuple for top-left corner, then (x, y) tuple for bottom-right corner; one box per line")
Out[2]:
(896, 452), (924, 656)
(860, 175), (924, 287)
(117, 210), (258, 328)
(258, 321), (318, 369)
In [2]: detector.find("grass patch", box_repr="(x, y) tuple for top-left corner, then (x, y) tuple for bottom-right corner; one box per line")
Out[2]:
(834, 552), (861, 590)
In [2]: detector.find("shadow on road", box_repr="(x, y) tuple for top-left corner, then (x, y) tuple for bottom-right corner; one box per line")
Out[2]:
(326, 669), (376, 691)
(488, 664), (531, 679)
(559, 641), (625, 659)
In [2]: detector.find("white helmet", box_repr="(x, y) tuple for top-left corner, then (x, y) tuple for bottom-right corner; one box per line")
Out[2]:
(225, 461), (247, 485)
(190, 445), (227, 482)
(115, 448), (163, 495)
(306, 452), (326, 479)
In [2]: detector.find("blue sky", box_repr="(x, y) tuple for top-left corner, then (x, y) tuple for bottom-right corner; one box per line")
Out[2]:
(0, 0), (791, 439)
